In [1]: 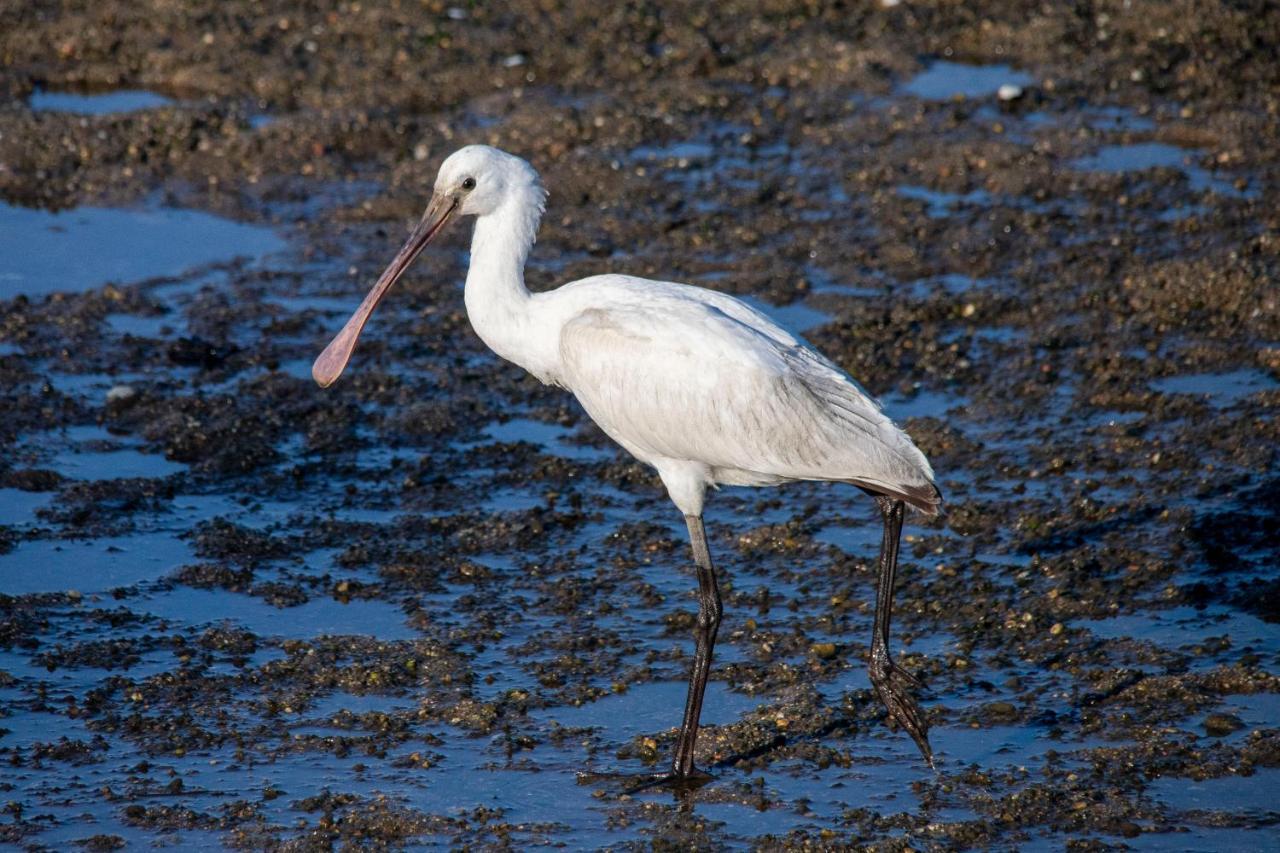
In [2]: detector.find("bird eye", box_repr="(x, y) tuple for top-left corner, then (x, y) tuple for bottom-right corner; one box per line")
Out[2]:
(461, 177), (476, 191)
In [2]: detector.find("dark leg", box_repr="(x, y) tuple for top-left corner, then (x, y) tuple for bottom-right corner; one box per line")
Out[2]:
(670, 513), (722, 780)
(868, 496), (933, 766)
(574, 515), (721, 793)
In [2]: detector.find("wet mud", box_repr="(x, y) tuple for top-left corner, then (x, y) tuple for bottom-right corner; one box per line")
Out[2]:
(1, 1), (1278, 849)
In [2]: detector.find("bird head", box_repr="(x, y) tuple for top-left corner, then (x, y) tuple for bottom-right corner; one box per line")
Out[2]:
(311, 145), (542, 388)
(435, 144), (542, 217)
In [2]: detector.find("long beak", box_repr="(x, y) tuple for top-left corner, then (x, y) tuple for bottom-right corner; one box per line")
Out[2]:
(312, 192), (458, 387)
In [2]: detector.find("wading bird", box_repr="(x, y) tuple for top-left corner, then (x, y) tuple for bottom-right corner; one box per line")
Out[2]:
(314, 145), (940, 782)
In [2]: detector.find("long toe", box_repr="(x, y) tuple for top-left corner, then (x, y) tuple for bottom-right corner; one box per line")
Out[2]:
(870, 663), (934, 767)
(888, 661), (924, 691)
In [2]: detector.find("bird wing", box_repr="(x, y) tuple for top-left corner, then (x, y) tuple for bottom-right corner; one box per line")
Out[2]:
(555, 281), (937, 509)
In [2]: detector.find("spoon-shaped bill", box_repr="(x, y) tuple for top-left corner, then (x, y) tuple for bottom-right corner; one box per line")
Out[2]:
(312, 194), (458, 387)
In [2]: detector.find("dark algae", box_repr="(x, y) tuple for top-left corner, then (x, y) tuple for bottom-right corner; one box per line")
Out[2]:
(2, 1), (1278, 848)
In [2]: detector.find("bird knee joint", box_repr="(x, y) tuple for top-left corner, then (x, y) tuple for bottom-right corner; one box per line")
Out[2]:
(868, 646), (890, 678)
(697, 603), (722, 631)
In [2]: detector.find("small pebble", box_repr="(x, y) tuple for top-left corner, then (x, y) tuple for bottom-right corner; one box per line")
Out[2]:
(997, 83), (1024, 101)
(1203, 712), (1244, 737)
(982, 701), (1018, 722)
(106, 384), (137, 403)
(810, 642), (837, 659)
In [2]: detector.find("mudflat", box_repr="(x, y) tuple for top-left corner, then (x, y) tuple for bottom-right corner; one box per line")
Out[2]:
(1, 2), (1277, 848)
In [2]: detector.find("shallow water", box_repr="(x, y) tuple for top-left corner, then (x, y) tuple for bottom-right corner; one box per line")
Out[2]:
(0, 201), (285, 297)
(0, 488), (52, 526)
(738, 294), (834, 334)
(0, 533), (193, 595)
(906, 272), (994, 297)
(1077, 605), (1273, 655)
(535, 679), (763, 737)
(1122, 826), (1280, 852)
(901, 61), (1035, 100)
(881, 387), (966, 420)
(1152, 368), (1280, 407)
(28, 87), (173, 114)
(1147, 767), (1280, 817)
(44, 425), (188, 481)
(1072, 142), (1252, 198)
(138, 585), (422, 640)
(106, 311), (176, 338)
(897, 184), (992, 217)
(481, 416), (615, 462)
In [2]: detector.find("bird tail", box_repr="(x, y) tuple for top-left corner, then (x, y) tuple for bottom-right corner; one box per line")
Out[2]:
(852, 480), (943, 517)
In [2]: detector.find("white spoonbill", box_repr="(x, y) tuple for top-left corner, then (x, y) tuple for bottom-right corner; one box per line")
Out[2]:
(314, 145), (940, 782)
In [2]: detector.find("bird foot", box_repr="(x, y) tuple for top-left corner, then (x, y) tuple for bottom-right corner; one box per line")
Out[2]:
(577, 767), (714, 795)
(869, 651), (934, 768)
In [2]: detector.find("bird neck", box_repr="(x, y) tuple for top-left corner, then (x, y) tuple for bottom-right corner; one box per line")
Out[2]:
(463, 185), (546, 370)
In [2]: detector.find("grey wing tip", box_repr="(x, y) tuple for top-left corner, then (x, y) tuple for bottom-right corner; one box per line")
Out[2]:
(917, 483), (944, 517)
(897, 482), (943, 517)
(857, 481), (943, 517)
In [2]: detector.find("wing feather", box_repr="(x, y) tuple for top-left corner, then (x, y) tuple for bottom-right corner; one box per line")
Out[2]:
(555, 285), (937, 510)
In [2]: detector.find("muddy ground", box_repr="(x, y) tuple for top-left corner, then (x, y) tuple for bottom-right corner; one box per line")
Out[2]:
(1, 1), (1278, 849)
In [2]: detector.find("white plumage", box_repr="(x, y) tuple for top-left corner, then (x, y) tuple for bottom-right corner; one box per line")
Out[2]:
(553, 277), (936, 516)
(314, 145), (940, 780)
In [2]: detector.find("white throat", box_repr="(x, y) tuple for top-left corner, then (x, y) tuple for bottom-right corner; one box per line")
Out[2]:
(462, 184), (549, 377)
